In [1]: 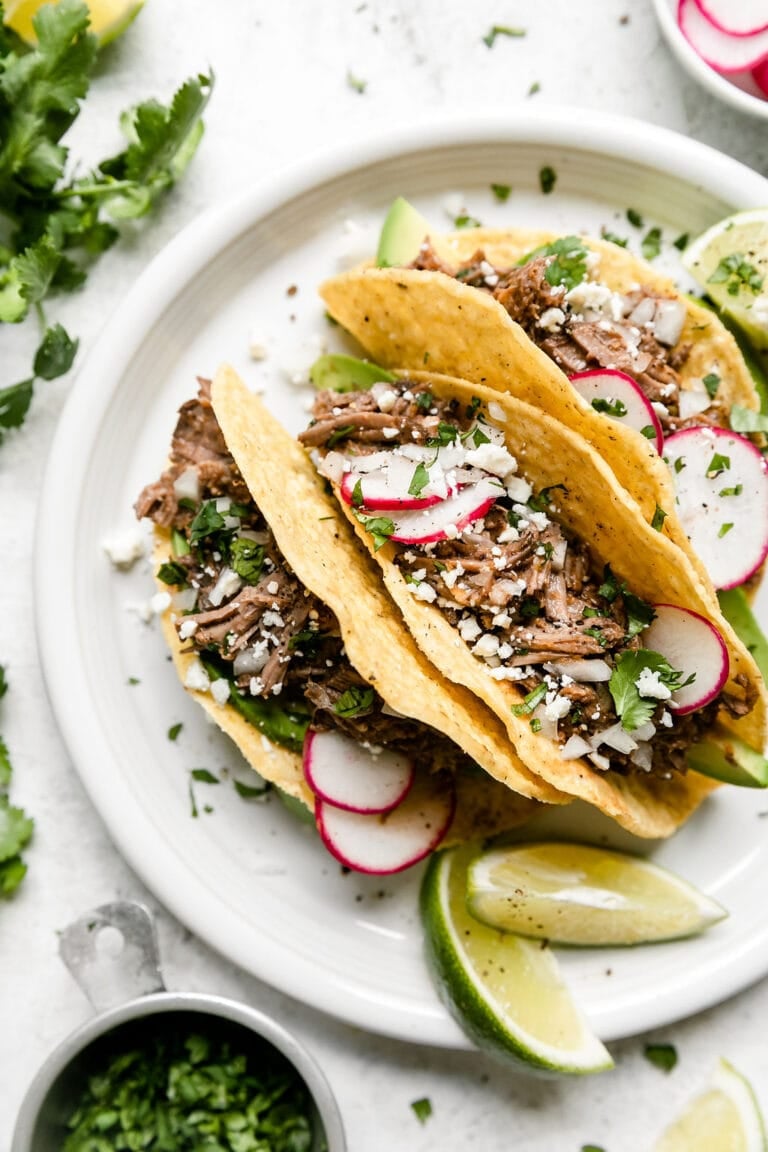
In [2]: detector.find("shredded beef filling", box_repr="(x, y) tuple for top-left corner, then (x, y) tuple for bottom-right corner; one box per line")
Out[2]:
(411, 242), (732, 434)
(135, 379), (465, 770)
(302, 380), (727, 779)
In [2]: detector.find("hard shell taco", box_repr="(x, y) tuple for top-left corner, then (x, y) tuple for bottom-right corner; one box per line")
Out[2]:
(134, 370), (553, 874)
(298, 364), (768, 838)
(319, 215), (768, 601)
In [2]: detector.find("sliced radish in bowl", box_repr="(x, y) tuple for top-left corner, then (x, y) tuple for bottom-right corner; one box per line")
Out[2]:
(679, 0), (768, 71)
(693, 0), (768, 37)
(642, 604), (729, 715)
(569, 369), (663, 453)
(385, 479), (500, 544)
(315, 771), (456, 874)
(754, 56), (768, 94)
(303, 728), (414, 814)
(663, 425), (768, 590)
(340, 455), (454, 512)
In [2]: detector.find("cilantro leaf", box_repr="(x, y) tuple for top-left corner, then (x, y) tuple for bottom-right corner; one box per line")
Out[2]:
(0, 799), (34, 864)
(0, 379), (34, 436)
(411, 1097), (433, 1123)
(644, 1042), (678, 1072)
(622, 592), (656, 639)
(408, 462), (430, 498)
(334, 686), (375, 717)
(641, 226), (662, 261)
(230, 537), (265, 584)
(483, 25), (526, 48)
(234, 778), (271, 800)
(0, 855), (27, 897)
(355, 512), (395, 551)
(539, 166), (557, 195)
(608, 649), (686, 732)
(708, 252), (763, 297)
(519, 236), (587, 290)
(490, 183), (511, 201)
(33, 323), (78, 379)
(511, 682), (548, 716)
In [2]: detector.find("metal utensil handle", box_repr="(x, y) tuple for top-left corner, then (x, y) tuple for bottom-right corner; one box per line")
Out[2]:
(59, 901), (165, 1012)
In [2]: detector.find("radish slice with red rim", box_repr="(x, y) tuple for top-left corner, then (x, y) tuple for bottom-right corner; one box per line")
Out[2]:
(754, 56), (768, 94)
(315, 771), (456, 874)
(642, 604), (729, 715)
(303, 729), (414, 814)
(569, 369), (663, 453)
(678, 0), (768, 71)
(340, 456), (453, 512)
(693, 0), (768, 37)
(385, 479), (501, 545)
(663, 425), (768, 590)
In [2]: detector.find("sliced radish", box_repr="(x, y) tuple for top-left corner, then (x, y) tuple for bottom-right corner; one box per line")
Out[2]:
(693, 0), (768, 37)
(569, 369), (663, 453)
(642, 604), (729, 715)
(303, 729), (414, 814)
(386, 479), (501, 544)
(315, 771), (456, 874)
(678, 0), (768, 71)
(754, 56), (768, 94)
(663, 425), (768, 590)
(340, 455), (454, 512)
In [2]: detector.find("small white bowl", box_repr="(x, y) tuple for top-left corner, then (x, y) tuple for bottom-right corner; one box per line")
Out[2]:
(651, 0), (768, 121)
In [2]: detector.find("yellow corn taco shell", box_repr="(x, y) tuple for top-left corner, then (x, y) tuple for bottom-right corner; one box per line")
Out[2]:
(319, 230), (762, 598)
(309, 370), (766, 839)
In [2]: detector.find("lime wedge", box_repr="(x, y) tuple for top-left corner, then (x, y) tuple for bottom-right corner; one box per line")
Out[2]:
(655, 1059), (767, 1151)
(683, 209), (768, 351)
(420, 844), (613, 1074)
(5, 0), (144, 45)
(466, 842), (727, 946)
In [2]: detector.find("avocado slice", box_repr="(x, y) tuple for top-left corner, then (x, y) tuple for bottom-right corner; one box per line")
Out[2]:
(276, 787), (315, 825)
(687, 730), (768, 788)
(376, 196), (431, 268)
(309, 353), (396, 393)
(718, 587), (768, 685)
(688, 293), (768, 412)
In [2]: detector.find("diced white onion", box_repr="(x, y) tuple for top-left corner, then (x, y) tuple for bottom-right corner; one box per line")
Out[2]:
(678, 387), (712, 420)
(560, 734), (592, 760)
(173, 467), (200, 504)
(544, 658), (612, 683)
(233, 641), (270, 677)
(171, 588), (198, 613)
(590, 722), (637, 754)
(653, 298), (686, 347)
(550, 538), (568, 572)
(588, 751), (611, 772)
(317, 451), (349, 483)
(629, 742), (653, 771)
(532, 704), (557, 742)
(208, 567), (242, 608)
(488, 401), (508, 423)
(628, 297), (656, 327)
(633, 720), (657, 742)
(380, 702), (408, 719)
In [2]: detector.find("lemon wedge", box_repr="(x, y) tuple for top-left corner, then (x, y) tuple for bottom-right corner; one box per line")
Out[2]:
(420, 844), (613, 1074)
(4, 0), (144, 45)
(683, 208), (768, 351)
(655, 1059), (767, 1151)
(466, 842), (727, 946)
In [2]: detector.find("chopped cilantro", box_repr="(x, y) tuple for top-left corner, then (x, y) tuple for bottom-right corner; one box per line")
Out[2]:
(466, 396), (482, 419)
(454, 213), (482, 229)
(583, 607), (601, 618)
(651, 505), (667, 531)
(598, 566), (621, 602)
(673, 456), (686, 474)
(33, 324), (79, 381)
(415, 390), (434, 412)
(730, 405), (768, 434)
(643, 1042), (678, 1073)
(191, 768), (218, 783)
(511, 682), (548, 716)
(641, 226), (663, 261)
(527, 80), (541, 96)
(640, 425), (656, 439)
(591, 397), (628, 418)
(627, 208), (644, 228)
(230, 537), (265, 584)
(581, 1146), (606, 1152)
(482, 24), (526, 48)
(234, 778), (271, 800)
(706, 452), (730, 478)
(519, 597), (541, 619)
(708, 252), (763, 297)
(327, 424), (355, 448)
(189, 500), (226, 545)
(673, 232), (690, 251)
(600, 228), (628, 248)
(609, 649), (688, 731)
(355, 512), (395, 551)
(530, 717), (542, 732)
(702, 372), (720, 398)
(472, 425), (491, 447)
(0, 666), (33, 896)
(167, 723), (183, 742)
(719, 522), (734, 538)
(623, 592), (656, 639)
(519, 236), (588, 291)
(408, 462), (430, 498)
(127, 676), (140, 686)
(334, 686), (375, 717)
(411, 1097), (433, 1124)
(528, 483), (566, 512)
(584, 626), (608, 647)
(351, 477), (364, 507)
(171, 527), (190, 557)
(188, 779), (198, 818)
(156, 560), (188, 586)
(427, 421), (459, 448)
(346, 70), (367, 94)
(539, 166), (557, 195)
(719, 484), (743, 497)
(288, 628), (323, 655)
(491, 183), (512, 202)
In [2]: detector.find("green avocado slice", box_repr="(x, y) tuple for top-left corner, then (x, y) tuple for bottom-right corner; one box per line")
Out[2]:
(376, 196), (431, 268)
(309, 353), (395, 393)
(687, 730), (768, 788)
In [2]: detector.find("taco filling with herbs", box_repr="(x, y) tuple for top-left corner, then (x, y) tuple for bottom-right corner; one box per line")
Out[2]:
(134, 374), (548, 874)
(320, 214), (768, 598)
(300, 368), (767, 837)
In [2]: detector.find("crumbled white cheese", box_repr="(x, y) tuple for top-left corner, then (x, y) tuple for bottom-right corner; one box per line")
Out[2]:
(544, 694), (572, 722)
(497, 642), (514, 658)
(497, 524), (520, 544)
(473, 633), (500, 659)
(210, 678), (231, 706)
(382, 427), (399, 439)
(262, 610), (284, 628)
(266, 581), (280, 595)
(442, 562), (465, 589)
(444, 523), (460, 540)
(377, 389), (398, 413)
(505, 476), (532, 503)
(208, 568), (242, 608)
(150, 591), (172, 615)
(178, 619), (199, 641)
(464, 441), (518, 478)
(250, 676), (264, 696)
(488, 665), (528, 681)
(248, 331), (268, 360)
(528, 510), (550, 531)
(635, 667), (672, 700)
(408, 580), (437, 603)
(185, 658), (211, 693)
(538, 306), (566, 333)
(492, 555), (507, 571)
(102, 528), (146, 570)
(660, 709), (674, 728)
(411, 568), (427, 581)
(459, 616), (482, 643)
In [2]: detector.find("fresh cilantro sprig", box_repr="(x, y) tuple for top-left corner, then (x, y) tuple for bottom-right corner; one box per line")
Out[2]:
(608, 650), (690, 732)
(518, 235), (588, 291)
(0, 664), (34, 897)
(334, 686), (375, 717)
(0, 0), (212, 444)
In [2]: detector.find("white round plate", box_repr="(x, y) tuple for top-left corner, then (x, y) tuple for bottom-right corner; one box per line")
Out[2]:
(36, 111), (768, 1048)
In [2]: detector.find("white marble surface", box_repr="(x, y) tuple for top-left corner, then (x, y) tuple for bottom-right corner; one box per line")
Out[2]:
(3, 1), (768, 1149)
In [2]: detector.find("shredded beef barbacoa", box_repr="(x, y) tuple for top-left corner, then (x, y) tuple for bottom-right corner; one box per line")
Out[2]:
(411, 242), (731, 434)
(135, 379), (466, 771)
(301, 381), (728, 778)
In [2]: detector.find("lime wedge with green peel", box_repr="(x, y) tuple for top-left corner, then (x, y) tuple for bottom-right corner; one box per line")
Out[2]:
(655, 1059), (767, 1152)
(465, 842), (726, 946)
(420, 844), (613, 1074)
(376, 197), (430, 268)
(683, 209), (768, 351)
(5, 0), (144, 44)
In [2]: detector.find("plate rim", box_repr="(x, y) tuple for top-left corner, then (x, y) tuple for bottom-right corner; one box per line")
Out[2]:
(35, 108), (768, 1047)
